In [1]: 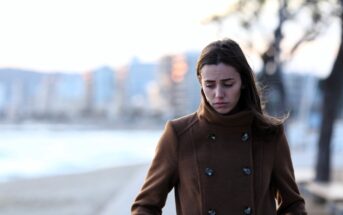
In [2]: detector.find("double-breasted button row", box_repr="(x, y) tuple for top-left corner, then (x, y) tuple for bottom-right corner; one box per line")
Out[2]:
(207, 206), (251, 214)
(205, 167), (252, 176)
(208, 132), (249, 141)
(205, 168), (214, 176)
(208, 208), (216, 215)
(244, 207), (252, 214)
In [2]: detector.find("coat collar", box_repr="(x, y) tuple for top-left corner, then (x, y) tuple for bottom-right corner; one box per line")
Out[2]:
(197, 91), (254, 127)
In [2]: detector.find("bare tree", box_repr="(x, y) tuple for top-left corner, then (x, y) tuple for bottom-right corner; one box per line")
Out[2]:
(315, 0), (343, 182)
(204, 0), (335, 116)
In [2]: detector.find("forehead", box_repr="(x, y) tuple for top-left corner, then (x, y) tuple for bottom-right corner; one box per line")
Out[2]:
(200, 63), (240, 80)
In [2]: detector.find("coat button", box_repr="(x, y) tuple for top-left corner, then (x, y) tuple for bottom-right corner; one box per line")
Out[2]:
(242, 167), (252, 175)
(208, 208), (216, 215)
(241, 132), (249, 142)
(243, 207), (252, 214)
(208, 133), (216, 141)
(205, 168), (214, 176)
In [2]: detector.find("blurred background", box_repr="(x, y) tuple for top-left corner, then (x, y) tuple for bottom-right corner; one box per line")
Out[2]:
(0, 0), (342, 214)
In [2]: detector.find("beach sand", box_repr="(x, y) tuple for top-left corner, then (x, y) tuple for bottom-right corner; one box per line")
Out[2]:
(0, 163), (337, 215)
(0, 163), (176, 215)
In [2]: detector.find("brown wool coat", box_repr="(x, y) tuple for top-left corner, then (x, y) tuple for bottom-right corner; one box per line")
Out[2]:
(131, 101), (307, 215)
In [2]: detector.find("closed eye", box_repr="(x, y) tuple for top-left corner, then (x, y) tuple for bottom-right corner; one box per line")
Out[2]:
(223, 83), (233, 87)
(204, 81), (215, 88)
(223, 81), (234, 87)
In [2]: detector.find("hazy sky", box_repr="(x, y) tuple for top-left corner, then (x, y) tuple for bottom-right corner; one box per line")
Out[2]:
(0, 0), (340, 77)
(0, 0), (226, 72)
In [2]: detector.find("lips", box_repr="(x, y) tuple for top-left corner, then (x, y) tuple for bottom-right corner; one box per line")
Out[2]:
(213, 102), (228, 108)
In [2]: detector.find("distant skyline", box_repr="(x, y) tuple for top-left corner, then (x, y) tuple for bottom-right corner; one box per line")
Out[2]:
(0, 0), (340, 78)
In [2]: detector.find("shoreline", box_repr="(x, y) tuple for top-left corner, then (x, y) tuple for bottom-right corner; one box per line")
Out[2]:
(0, 161), (151, 184)
(0, 117), (167, 131)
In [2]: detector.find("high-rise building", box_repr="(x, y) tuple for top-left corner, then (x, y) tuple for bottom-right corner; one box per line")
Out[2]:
(83, 71), (93, 116)
(156, 52), (200, 119)
(156, 55), (174, 120)
(49, 73), (86, 119)
(113, 65), (129, 119)
(0, 69), (43, 121)
(0, 82), (6, 117)
(125, 58), (156, 116)
(91, 66), (116, 118)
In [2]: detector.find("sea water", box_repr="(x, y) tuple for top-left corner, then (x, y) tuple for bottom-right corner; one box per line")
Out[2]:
(0, 121), (342, 182)
(0, 125), (162, 182)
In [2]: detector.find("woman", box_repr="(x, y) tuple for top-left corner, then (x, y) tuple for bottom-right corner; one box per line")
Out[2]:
(131, 39), (307, 215)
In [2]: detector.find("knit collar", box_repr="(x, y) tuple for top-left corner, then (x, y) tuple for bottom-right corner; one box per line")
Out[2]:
(197, 91), (254, 127)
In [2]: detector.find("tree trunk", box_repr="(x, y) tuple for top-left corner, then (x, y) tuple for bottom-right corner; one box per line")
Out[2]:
(315, 1), (343, 182)
(257, 0), (288, 117)
(258, 46), (287, 117)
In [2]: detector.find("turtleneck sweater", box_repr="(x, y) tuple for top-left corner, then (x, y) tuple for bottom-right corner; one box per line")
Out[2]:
(197, 93), (254, 128)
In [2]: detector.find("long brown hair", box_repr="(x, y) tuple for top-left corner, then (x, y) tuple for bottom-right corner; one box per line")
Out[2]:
(196, 39), (286, 132)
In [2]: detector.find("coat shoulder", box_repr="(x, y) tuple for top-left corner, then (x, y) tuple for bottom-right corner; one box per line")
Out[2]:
(169, 112), (198, 137)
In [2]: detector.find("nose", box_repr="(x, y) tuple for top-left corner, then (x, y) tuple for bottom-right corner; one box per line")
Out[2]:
(215, 86), (224, 98)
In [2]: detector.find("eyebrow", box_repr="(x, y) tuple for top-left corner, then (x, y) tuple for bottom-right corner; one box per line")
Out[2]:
(204, 78), (235, 82)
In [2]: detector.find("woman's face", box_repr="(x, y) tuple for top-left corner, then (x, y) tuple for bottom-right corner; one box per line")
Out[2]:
(200, 63), (242, 114)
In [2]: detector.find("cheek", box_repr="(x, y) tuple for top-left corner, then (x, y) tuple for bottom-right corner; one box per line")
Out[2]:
(233, 88), (242, 101)
(228, 87), (242, 100)
(202, 88), (213, 100)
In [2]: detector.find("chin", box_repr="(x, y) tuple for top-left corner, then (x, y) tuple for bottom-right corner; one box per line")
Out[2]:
(215, 108), (232, 114)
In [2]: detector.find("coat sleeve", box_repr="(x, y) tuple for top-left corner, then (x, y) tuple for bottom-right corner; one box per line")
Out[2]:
(131, 121), (179, 215)
(272, 126), (307, 215)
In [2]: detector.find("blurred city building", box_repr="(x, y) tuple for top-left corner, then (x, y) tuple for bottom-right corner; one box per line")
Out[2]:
(124, 58), (156, 120)
(156, 52), (200, 120)
(0, 69), (44, 121)
(0, 54), (338, 127)
(87, 66), (116, 120)
(49, 73), (86, 120)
